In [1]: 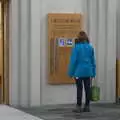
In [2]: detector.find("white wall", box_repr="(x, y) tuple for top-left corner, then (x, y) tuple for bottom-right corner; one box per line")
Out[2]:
(84, 0), (116, 102)
(40, 0), (83, 105)
(9, 0), (84, 107)
(9, 0), (20, 106)
(9, 0), (41, 107)
(9, 0), (117, 107)
(117, 0), (120, 59)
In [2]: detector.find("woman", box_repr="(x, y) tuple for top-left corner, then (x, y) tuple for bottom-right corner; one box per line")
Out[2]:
(68, 31), (96, 112)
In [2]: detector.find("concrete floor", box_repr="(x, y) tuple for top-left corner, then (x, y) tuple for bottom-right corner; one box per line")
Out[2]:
(2, 103), (120, 120)
(0, 105), (42, 120)
(18, 103), (120, 120)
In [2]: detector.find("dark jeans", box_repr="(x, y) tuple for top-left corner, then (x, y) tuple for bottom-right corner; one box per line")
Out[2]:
(75, 77), (91, 106)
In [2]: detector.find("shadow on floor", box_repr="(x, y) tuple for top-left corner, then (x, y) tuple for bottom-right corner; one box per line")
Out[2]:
(17, 103), (120, 120)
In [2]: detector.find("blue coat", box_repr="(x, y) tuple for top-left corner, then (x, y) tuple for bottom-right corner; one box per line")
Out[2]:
(68, 42), (96, 78)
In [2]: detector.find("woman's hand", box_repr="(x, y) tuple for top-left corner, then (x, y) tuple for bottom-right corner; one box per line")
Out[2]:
(90, 77), (95, 80)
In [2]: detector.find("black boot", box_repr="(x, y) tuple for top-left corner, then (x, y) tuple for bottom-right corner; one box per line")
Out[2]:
(83, 106), (90, 112)
(72, 105), (82, 113)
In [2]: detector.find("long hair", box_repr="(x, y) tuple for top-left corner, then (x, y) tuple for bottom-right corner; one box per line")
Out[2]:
(75, 31), (90, 44)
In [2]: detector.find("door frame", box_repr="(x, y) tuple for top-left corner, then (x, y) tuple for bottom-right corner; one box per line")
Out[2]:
(1, 0), (9, 104)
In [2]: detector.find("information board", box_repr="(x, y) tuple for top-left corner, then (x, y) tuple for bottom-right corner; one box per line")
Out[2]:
(48, 13), (83, 84)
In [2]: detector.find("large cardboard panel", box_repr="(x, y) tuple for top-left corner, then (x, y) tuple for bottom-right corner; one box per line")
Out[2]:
(48, 13), (83, 84)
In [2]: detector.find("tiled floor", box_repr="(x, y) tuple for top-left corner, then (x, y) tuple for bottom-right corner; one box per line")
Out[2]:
(19, 103), (120, 120)
(0, 105), (42, 120)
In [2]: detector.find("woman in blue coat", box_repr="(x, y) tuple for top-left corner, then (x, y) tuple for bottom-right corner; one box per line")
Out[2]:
(68, 31), (96, 112)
